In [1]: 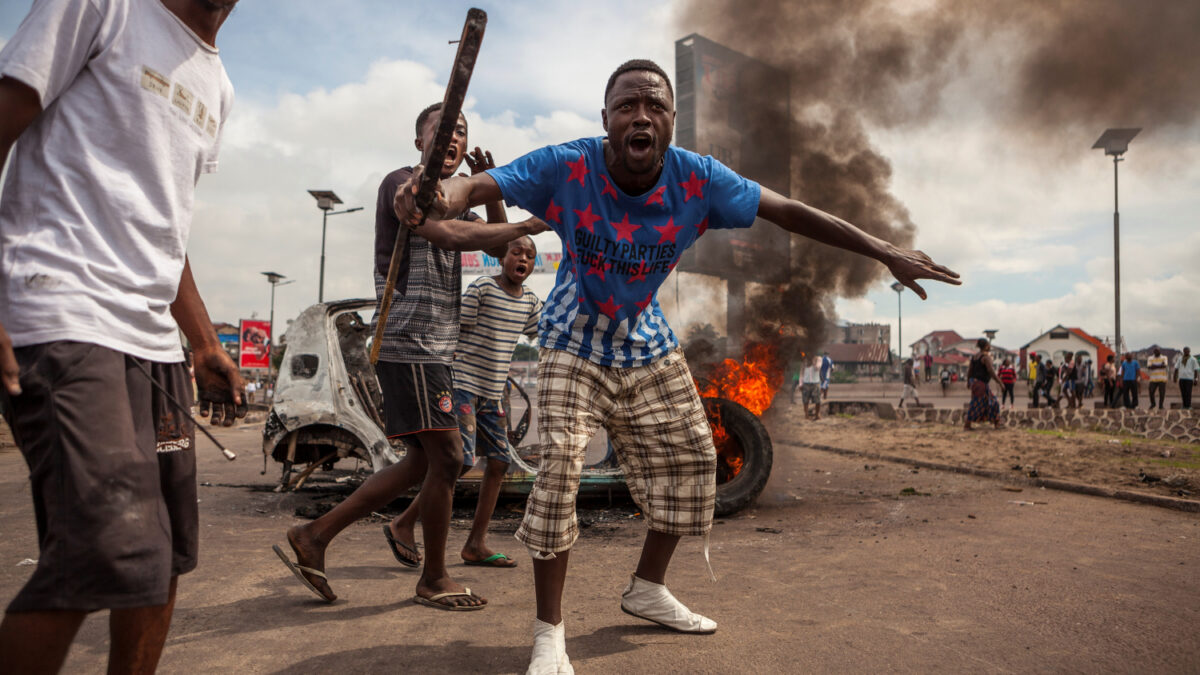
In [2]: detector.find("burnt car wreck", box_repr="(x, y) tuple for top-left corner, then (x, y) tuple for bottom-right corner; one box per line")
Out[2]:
(264, 300), (773, 515)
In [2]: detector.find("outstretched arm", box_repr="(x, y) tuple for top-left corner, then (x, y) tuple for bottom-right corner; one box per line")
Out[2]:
(756, 187), (960, 299)
(391, 167), (544, 252)
(392, 169), (502, 228)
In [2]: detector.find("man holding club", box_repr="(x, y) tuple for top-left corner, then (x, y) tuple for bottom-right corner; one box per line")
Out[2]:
(395, 58), (959, 674)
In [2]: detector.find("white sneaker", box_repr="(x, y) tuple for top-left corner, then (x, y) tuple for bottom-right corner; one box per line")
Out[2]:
(526, 618), (573, 675)
(619, 574), (717, 634)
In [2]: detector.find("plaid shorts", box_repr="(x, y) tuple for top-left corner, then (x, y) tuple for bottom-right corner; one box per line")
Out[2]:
(515, 348), (716, 553)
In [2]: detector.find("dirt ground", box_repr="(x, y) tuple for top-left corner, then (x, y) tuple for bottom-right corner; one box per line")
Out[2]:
(2, 409), (1200, 673)
(772, 409), (1200, 500)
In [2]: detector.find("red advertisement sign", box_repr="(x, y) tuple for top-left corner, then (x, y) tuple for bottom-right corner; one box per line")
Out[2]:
(238, 319), (271, 369)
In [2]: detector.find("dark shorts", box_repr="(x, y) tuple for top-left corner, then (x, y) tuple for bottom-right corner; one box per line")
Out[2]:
(3, 341), (198, 612)
(374, 361), (457, 438)
(453, 389), (511, 467)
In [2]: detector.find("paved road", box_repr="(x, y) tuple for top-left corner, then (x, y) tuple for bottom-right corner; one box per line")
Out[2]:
(1, 420), (1198, 673)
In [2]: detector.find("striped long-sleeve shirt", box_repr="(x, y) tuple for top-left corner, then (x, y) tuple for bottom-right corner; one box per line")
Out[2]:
(452, 276), (543, 399)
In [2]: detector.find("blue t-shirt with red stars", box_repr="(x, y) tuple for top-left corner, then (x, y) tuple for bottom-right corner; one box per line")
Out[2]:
(487, 136), (761, 367)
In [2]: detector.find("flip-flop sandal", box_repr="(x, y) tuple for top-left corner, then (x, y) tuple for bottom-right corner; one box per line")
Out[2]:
(463, 552), (518, 568)
(273, 544), (335, 602)
(382, 525), (420, 568)
(413, 588), (486, 612)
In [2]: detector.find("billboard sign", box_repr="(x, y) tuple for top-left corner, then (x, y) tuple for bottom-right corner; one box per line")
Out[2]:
(461, 251), (563, 276)
(238, 319), (271, 369)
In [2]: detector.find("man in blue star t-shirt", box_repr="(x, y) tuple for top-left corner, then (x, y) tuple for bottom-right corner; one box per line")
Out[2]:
(394, 59), (960, 674)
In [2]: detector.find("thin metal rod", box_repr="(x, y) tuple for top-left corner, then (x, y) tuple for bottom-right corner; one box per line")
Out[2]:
(130, 359), (237, 461)
(318, 210), (328, 303)
(1113, 156), (1121, 357)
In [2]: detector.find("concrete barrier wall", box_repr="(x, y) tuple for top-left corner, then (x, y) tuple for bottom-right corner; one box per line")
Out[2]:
(897, 407), (1200, 443)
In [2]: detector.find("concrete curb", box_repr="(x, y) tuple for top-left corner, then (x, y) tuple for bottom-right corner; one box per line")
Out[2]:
(776, 440), (1200, 514)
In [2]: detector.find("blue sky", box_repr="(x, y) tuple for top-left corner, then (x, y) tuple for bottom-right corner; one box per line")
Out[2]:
(2, 0), (1197, 354)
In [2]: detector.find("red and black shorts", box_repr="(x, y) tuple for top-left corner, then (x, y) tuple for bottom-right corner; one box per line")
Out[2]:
(374, 361), (458, 441)
(3, 341), (198, 612)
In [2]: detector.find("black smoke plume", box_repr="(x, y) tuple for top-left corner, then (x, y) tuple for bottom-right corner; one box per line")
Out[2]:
(675, 0), (1200, 356)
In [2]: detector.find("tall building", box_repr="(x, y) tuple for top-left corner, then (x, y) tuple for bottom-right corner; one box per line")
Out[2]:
(674, 34), (792, 349)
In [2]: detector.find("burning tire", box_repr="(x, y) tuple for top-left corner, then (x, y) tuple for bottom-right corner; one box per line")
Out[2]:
(704, 396), (773, 517)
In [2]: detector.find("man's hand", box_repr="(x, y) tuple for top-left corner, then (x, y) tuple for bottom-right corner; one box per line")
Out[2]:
(464, 147), (495, 175)
(393, 164), (450, 228)
(193, 345), (246, 426)
(884, 245), (961, 300)
(0, 322), (20, 396)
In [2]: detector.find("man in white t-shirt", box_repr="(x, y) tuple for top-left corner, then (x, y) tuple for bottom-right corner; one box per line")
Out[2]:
(1147, 347), (1169, 410)
(1175, 347), (1196, 409)
(0, 1), (242, 672)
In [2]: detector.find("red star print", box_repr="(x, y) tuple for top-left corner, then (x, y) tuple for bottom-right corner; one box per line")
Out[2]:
(600, 175), (618, 202)
(679, 171), (708, 202)
(611, 213), (641, 242)
(634, 291), (654, 314)
(597, 295), (622, 320)
(626, 261), (650, 284)
(585, 255), (610, 282)
(696, 217), (708, 237)
(566, 153), (589, 186)
(574, 204), (601, 233)
(645, 186), (666, 206)
(545, 199), (563, 224)
(653, 216), (683, 244)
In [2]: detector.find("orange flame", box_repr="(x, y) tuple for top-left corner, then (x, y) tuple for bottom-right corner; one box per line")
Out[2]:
(696, 342), (784, 417)
(697, 342), (783, 482)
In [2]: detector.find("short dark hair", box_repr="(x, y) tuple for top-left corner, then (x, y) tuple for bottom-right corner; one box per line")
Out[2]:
(415, 102), (468, 138)
(508, 235), (537, 255)
(605, 59), (674, 105)
(415, 102), (442, 137)
(976, 338), (988, 349)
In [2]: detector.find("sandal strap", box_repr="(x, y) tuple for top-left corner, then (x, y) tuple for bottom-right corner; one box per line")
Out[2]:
(294, 565), (327, 579)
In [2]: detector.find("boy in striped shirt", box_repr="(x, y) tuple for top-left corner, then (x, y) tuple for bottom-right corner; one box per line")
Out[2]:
(453, 236), (543, 567)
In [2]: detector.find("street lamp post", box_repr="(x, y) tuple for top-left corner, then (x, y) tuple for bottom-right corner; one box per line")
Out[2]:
(308, 190), (363, 303)
(261, 271), (294, 384)
(1092, 128), (1140, 357)
(890, 281), (904, 365)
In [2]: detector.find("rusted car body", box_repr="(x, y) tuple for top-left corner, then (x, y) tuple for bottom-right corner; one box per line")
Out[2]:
(264, 300), (771, 515)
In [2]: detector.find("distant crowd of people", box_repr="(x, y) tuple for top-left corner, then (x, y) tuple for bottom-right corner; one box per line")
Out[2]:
(1024, 346), (1195, 410)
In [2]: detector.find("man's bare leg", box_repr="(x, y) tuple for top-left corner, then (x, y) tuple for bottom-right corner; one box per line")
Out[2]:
(533, 550), (572, 624)
(108, 576), (178, 675)
(0, 609), (86, 675)
(411, 429), (485, 608)
(462, 458), (509, 562)
(388, 498), (422, 566)
(285, 445), (429, 599)
(634, 529), (680, 584)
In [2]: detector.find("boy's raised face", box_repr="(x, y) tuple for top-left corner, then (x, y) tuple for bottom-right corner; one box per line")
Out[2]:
(415, 111), (469, 179)
(502, 237), (537, 286)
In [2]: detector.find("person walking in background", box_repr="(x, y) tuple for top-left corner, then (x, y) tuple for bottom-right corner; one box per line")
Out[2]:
(801, 355), (823, 420)
(1120, 353), (1140, 409)
(1174, 347), (1196, 409)
(1039, 358), (1057, 408)
(1147, 347), (1168, 410)
(940, 368), (951, 396)
(819, 352), (834, 400)
(998, 358), (1017, 409)
(964, 339), (1002, 430)
(1082, 357), (1094, 398)
(898, 358), (921, 409)
(923, 353), (933, 382)
(1101, 354), (1118, 408)
(1059, 352), (1078, 409)
(1028, 353), (1041, 408)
